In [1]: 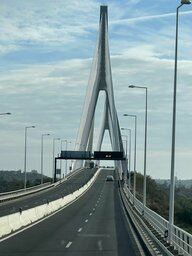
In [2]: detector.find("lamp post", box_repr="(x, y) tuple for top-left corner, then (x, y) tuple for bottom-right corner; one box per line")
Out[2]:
(61, 140), (72, 177)
(24, 126), (35, 189)
(121, 128), (131, 190)
(41, 133), (50, 184)
(60, 139), (67, 178)
(123, 114), (137, 203)
(169, 0), (191, 243)
(121, 134), (128, 185)
(65, 140), (71, 175)
(52, 138), (60, 182)
(121, 134), (128, 158)
(129, 84), (148, 211)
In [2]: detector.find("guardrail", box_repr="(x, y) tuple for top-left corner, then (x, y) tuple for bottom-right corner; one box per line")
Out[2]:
(53, 167), (85, 186)
(0, 182), (51, 197)
(124, 185), (192, 256)
(0, 182), (54, 203)
(0, 168), (85, 203)
(0, 168), (101, 239)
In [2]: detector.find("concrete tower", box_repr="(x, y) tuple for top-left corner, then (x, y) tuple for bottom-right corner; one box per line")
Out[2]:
(73, 6), (127, 176)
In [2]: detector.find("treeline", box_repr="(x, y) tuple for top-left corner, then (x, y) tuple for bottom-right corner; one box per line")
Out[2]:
(129, 172), (192, 234)
(0, 170), (52, 193)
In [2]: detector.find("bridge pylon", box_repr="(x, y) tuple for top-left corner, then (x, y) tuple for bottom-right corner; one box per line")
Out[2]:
(73, 6), (127, 177)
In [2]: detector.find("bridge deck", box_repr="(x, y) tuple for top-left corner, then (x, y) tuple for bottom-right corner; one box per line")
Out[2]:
(0, 169), (143, 256)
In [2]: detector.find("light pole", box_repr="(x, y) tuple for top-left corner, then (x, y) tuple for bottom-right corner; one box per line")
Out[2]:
(61, 140), (72, 177)
(52, 138), (60, 182)
(123, 114), (137, 203)
(24, 126), (35, 189)
(64, 140), (71, 175)
(169, 0), (191, 243)
(129, 84), (148, 210)
(41, 133), (50, 184)
(121, 128), (131, 190)
(60, 139), (68, 178)
(121, 134), (128, 158)
(121, 134), (128, 184)
(60, 140), (65, 178)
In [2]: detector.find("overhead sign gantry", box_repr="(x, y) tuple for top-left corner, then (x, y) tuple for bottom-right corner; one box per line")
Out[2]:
(60, 150), (124, 160)
(54, 150), (125, 182)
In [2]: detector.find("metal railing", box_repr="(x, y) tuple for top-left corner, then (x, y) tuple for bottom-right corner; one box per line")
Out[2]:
(0, 182), (53, 202)
(124, 185), (192, 256)
(0, 168), (88, 202)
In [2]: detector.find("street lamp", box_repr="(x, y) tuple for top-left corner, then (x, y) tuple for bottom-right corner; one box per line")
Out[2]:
(123, 114), (137, 203)
(24, 126), (35, 189)
(52, 138), (60, 182)
(60, 140), (65, 178)
(121, 134), (128, 158)
(65, 140), (71, 175)
(61, 140), (71, 177)
(129, 84), (148, 210)
(41, 133), (50, 184)
(169, 0), (191, 243)
(121, 128), (131, 190)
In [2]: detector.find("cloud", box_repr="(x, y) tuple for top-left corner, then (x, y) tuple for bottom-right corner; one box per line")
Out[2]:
(0, 0), (99, 56)
(110, 9), (192, 26)
(0, 1), (192, 179)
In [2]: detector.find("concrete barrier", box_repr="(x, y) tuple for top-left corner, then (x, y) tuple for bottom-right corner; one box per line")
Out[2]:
(9, 213), (21, 232)
(0, 216), (12, 237)
(0, 168), (101, 239)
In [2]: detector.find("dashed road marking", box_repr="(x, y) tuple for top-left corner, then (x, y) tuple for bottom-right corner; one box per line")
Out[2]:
(66, 241), (72, 248)
(89, 212), (92, 216)
(93, 208), (95, 211)
(85, 219), (88, 223)
(78, 228), (82, 233)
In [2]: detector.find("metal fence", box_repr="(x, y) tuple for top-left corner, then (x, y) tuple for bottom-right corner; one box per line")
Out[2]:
(124, 186), (192, 256)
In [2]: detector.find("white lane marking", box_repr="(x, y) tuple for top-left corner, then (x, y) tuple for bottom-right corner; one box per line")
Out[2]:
(89, 212), (92, 216)
(95, 204), (97, 207)
(78, 233), (110, 238)
(66, 241), (72, 248)
(98, 240), (103, 251)
(78, 228), (82, 233)
(93, 208), (95, 211)
(0, 169), (102, 243)
(85, 219), (88, 223)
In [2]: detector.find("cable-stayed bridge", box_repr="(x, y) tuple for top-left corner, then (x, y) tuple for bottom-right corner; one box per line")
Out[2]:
(0, 5), (192, 256)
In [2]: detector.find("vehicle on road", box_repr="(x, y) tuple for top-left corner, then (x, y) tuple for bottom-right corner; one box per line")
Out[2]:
(106, 175), (114, 181)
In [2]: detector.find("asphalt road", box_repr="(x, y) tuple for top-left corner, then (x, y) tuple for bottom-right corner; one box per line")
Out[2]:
(0, 169), (144, 256)
(0, 168), (97, 217)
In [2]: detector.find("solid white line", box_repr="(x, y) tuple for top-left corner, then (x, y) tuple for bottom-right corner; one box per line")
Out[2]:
(66, 241), (72, 248)
(78, 228), (82, 233)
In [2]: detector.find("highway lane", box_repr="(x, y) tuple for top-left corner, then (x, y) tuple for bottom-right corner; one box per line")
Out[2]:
(0, 169), (144, 256)
(0, 167), (97, 217)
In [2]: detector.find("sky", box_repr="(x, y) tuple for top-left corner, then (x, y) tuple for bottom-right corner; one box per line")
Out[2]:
(0, 0), (192, 180)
